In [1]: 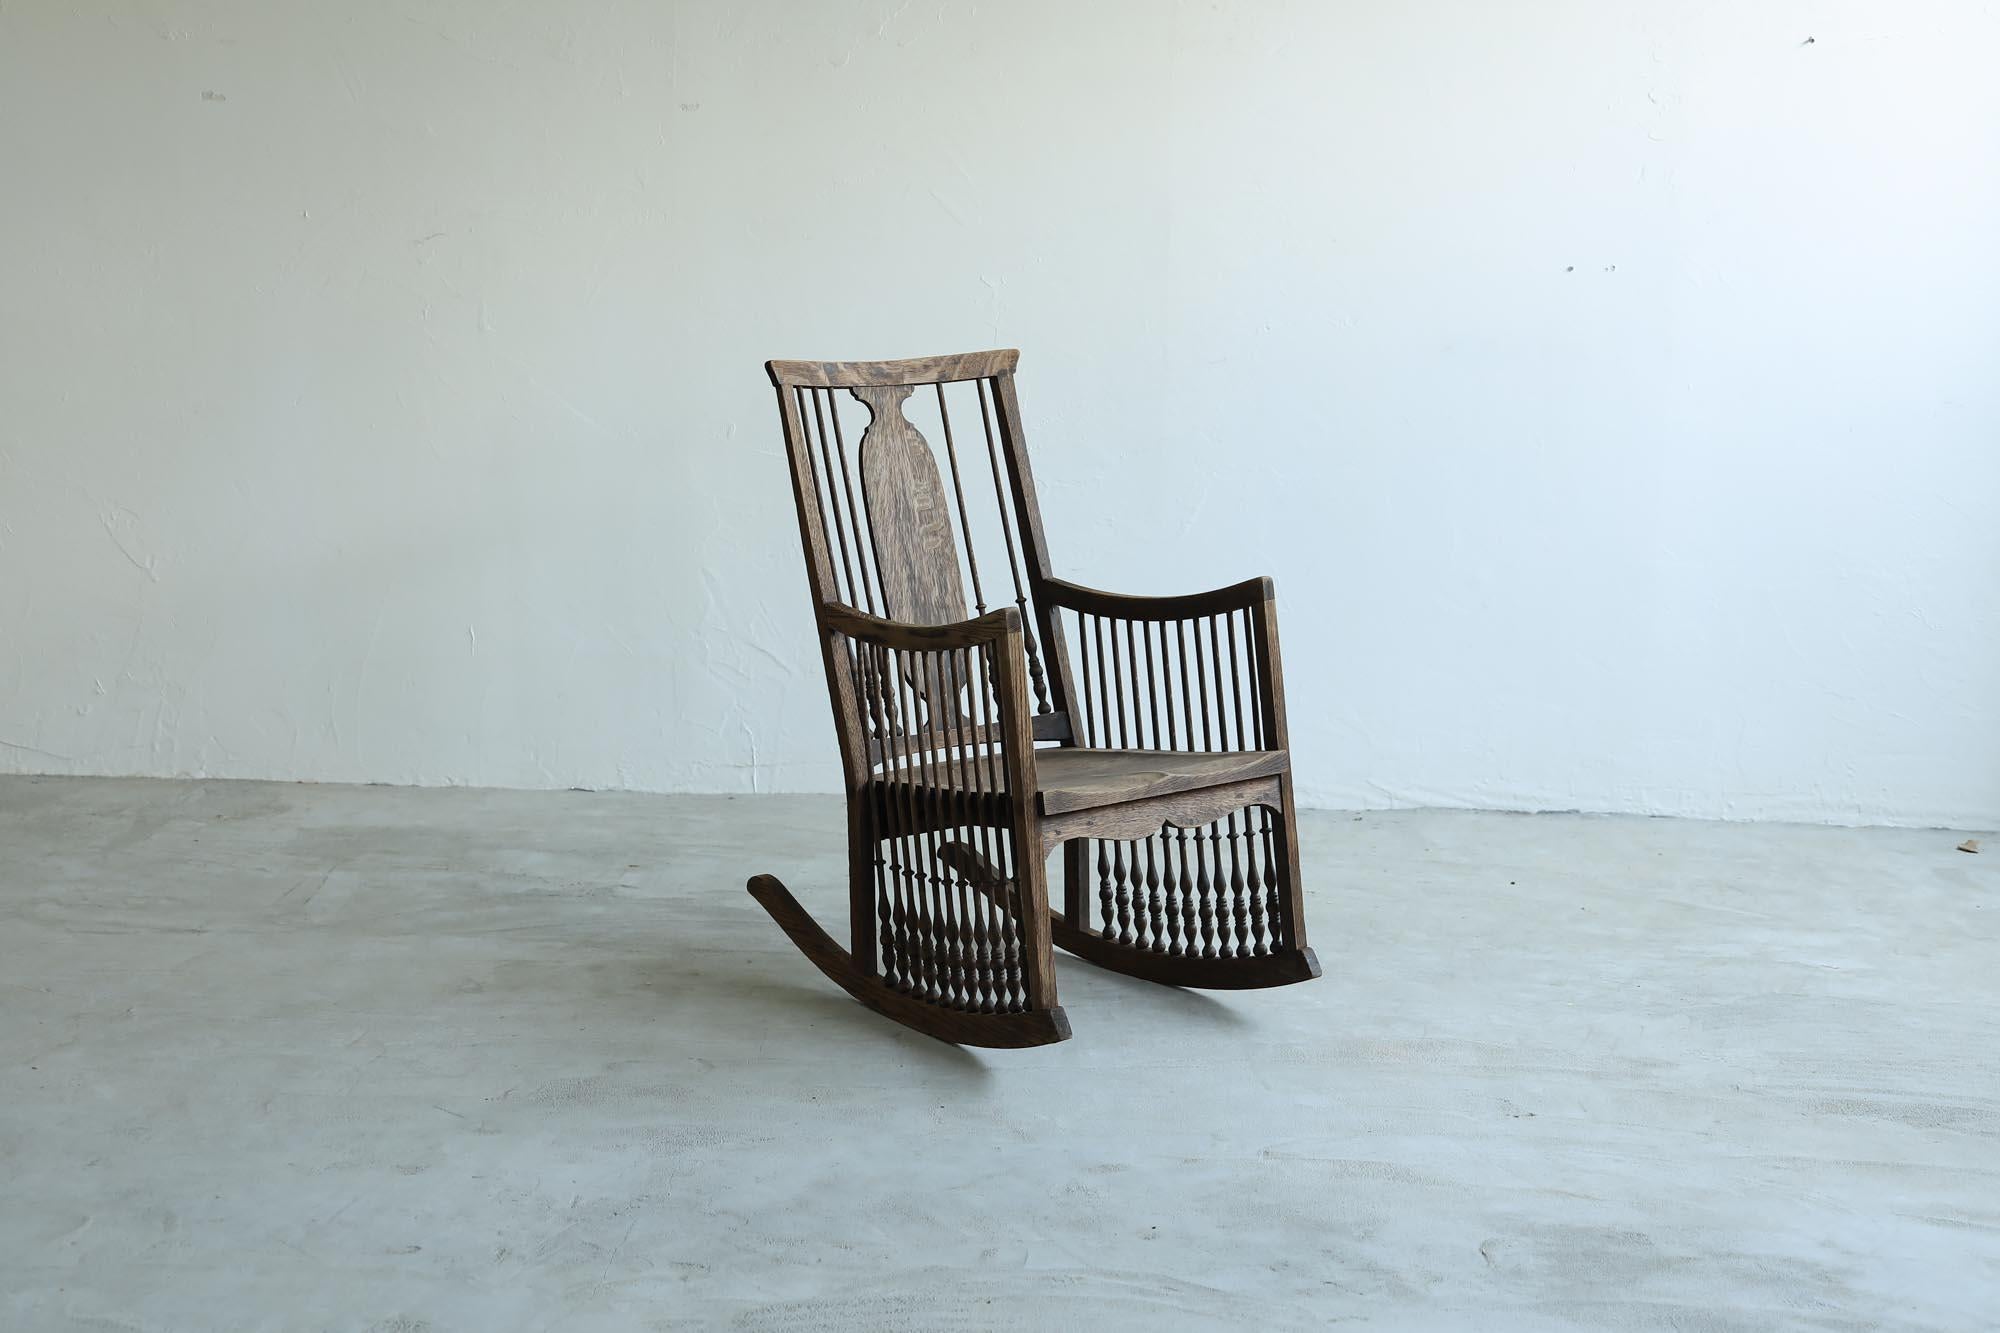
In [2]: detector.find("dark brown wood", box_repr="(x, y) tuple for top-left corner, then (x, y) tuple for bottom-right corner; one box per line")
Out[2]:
(1042, 576), (1274, 621)
(1036, 747), (1290, 815)
(774, 386), (870, 792)
(754, 349), (1319, 1048)
(747, 876), (1070, 1046)
(1252, 595), (1310, 951)
(870, 746), (1284, 805)
(989, 371), (1071, 721)
(1062, 839), (1088, 930)
(1048, 915), (1321, 990)
(990, 616), (1057, 1012)
(847, 794), (876, 974)
(940, 846), (1317, 989)
(821, 602), (1015, 651)
(768, 349), (1019, 389)
(854, 386), (968, 627)
(1036, 775), (1283, 855)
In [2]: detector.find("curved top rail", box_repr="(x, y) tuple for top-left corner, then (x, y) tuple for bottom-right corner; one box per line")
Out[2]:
(766, 349), (1019, 389)
(1040, 575), (1275, 620)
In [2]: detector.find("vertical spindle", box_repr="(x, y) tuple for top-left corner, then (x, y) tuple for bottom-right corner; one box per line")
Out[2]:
(1110, 620), (1130, 749)
(1196, 817), (1217, 957)
(820, 389), (877, 614)
(934, 384), (986, 615)
(1152, 832), (1168, 944)
(1176, 827), (1200, 956)
(1114, 837), (1133, 945)
(803, 388), (860, 609)
(1141, 617), (1161, 750)
(1097, 836), (1114, 937)
(1195, 615), (1214, 753)
(975, 378), (1052, 713)
(1247, 815), (1269, 954)
(1078, 613), (1097, 747)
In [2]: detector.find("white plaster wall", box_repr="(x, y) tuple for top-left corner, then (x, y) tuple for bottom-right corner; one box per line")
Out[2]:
(4, 2), (1997, 826)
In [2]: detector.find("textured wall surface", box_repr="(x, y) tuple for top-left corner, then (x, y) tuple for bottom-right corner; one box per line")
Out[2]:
(3, 2), (1997, 825)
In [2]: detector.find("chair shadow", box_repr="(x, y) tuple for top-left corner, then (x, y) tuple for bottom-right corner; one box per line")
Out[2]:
(598, 945), (998, 1080)
(505, 892), (1253, 1074)
(1054, 953), (1255, 1030)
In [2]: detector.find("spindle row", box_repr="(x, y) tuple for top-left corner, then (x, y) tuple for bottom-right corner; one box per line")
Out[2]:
(796, 380), (1055, 713)
(845, 636), (1028, 1013)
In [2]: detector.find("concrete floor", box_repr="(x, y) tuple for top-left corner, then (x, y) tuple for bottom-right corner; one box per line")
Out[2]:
(2, 778), (1996, 1332)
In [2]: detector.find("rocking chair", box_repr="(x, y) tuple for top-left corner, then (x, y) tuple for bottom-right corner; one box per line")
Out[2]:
(748, 350), (1318, 1047)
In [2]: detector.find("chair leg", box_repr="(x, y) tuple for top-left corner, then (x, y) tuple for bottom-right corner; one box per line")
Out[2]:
(1267, 774), (1311, 955)
(1046, 801), (1319, 990)
(748, 806), (1070, 1048)
(1062, 840), (1089, 929)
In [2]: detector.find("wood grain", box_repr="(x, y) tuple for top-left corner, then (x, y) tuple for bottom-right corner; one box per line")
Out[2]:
(821, 602), (1015, 650)
(870, 758), (1286, 843)
(854, 386), (967, 627)
(1042, 574), (1276, 620)
(767, 349), (1019, 389)
(990, 618), (1058, 1011)
(1253, 596), (1309, 951)
(1037, 775), (1283, 854)
(1029, 747), (1289, 815)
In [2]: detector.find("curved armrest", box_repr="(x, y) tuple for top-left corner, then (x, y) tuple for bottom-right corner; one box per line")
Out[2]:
(1040, 575), (1274, 621)
(820, 602), (1041, 781)
(819, 603), (1022, 650)
(1043, 575), (1289, 752)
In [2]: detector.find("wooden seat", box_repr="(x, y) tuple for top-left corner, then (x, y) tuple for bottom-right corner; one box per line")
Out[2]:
(880, 748), (1296, 808)
(1030, 747), (1289, 815)
(876, 746), (1289, 815)
(746, 349), (1319, 1049)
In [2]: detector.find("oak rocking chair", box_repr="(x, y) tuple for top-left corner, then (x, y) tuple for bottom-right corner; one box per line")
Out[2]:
(748, 350), (1318, 1047)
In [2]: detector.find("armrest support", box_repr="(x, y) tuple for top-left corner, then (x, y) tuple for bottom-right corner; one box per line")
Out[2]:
(1043, 575), (1289, 753)
(1041, 575), (1274, 620)
(815, 603), (1054, 1009)
(820, 601), (1039, 785)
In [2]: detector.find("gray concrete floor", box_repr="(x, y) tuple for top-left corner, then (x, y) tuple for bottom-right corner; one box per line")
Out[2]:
(1, 776), (1996, 1332)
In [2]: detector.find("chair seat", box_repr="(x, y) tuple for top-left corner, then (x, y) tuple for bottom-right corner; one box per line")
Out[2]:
(874, 746), (1290, 819)
(1030, 747), (1289, 814)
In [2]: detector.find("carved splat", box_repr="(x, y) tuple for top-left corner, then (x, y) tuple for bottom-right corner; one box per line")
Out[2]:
(854, 386), (968, 628)
(852, 385), (973, 730)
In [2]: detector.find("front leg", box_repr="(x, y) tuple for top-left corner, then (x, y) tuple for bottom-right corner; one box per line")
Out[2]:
(752, 605), (1069, 1043)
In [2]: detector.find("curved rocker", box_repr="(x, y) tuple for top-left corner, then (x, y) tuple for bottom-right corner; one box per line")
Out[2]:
(1047, 914), (1321, 990)
(938, 841), (1320, 992)
(748, 875), (1072, 1049)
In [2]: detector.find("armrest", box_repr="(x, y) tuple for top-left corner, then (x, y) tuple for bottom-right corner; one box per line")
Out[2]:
(1044, 575), (1289, 753)
(821, 602), (1041, 786)
(1040, 575), (1274, 621)
(820, 603), (1022, 650)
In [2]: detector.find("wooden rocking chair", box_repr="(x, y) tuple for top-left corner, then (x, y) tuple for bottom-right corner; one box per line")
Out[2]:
(748, 350), (1319, 1047)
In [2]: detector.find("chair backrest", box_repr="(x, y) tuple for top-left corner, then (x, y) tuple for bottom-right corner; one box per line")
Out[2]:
(766, 350), (1074, 783)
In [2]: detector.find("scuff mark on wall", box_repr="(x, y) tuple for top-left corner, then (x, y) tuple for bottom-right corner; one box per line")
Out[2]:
(96, 509), (159, 582)
(1, 738), (75, 762)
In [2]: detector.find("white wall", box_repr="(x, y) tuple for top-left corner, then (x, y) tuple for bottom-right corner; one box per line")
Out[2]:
(4, 1), (1997, 827)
